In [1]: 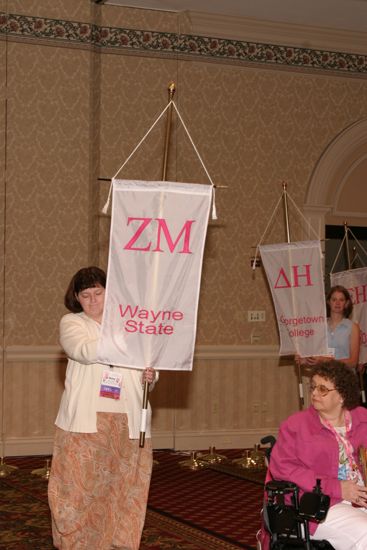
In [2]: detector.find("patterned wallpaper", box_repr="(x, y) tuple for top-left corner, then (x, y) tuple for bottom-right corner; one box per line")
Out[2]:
(3, 38), (94, 345)
(1, 2), (367, 346)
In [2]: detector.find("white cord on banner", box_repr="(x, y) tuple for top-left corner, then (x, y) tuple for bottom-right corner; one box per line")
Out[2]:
(329, 227), (367, 277)
(171, 102), (217, 220)
(252, 194), (283, 270)
(252, 188), (323, 271)
(286, 193), (321, 241)
(102, 99), (218, 219)
(347, 228), (367, 264)
(102, 100), (174, 214)
(329, 233), (347, 275)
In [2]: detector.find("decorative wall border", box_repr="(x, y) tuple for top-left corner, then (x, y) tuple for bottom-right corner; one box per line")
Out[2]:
(1, 12), (367, 75)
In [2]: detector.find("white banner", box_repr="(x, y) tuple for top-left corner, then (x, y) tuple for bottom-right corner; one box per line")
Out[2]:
(97, 179), (212, 371)
(330, 267), (367, 364)
(259, 241), (328, 357)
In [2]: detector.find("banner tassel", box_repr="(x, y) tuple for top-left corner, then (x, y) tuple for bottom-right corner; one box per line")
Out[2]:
(102, 186), (112, 214)
(211, 187), (217, 220)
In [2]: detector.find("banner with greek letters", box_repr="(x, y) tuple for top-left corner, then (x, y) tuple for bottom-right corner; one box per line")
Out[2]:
(331, 267), (367, 364)
(259, 240), (328, 357)
(97, 179), (212, 371)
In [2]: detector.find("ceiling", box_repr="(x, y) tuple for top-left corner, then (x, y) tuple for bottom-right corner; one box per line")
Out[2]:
(104, 0), (367, 33)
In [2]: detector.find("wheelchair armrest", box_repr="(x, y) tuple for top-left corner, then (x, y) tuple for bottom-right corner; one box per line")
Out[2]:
(266, 479), (299, 494)
(265, 479), (331, 523)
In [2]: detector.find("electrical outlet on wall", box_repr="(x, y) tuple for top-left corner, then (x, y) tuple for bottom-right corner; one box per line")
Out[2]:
(247, 310), (266, 322)
(250, 329), (260, 344)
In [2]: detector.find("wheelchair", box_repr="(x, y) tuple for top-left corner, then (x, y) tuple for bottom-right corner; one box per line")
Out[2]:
(260, 436), (335, 550)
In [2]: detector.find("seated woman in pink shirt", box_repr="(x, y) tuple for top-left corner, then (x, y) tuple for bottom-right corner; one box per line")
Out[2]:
(270, 361), (367, 550)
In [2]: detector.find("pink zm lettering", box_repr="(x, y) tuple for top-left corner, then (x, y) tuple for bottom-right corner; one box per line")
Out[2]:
(123, 217), (195, 254)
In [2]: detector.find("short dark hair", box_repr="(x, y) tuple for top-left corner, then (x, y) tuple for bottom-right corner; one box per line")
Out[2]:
(326, 285), (353, 318)
(311, 360), (360, 410)
(64, 266), (106, 313)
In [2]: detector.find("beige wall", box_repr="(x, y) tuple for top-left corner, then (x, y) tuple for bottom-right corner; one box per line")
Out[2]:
(1, 1), (367, 454)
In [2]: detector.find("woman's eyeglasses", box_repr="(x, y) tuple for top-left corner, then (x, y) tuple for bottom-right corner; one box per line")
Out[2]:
(309, 383), (337, 397)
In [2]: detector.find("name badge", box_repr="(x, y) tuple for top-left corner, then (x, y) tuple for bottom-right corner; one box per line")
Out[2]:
(100, 370), (122, 400)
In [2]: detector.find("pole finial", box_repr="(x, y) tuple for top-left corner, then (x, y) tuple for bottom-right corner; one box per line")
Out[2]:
(168, 82), (176, 100)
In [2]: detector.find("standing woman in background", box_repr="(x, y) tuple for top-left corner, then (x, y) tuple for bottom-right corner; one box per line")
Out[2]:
(48, 266), (157, 550)
(301, 285), (360, 368)
(326, 285), (360, 367)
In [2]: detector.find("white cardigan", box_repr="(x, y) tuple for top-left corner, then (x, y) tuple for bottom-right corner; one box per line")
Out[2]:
(55, 312), (154, 439)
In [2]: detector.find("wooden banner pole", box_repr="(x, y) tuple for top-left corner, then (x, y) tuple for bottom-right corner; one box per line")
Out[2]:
(139, 83), (176, 448)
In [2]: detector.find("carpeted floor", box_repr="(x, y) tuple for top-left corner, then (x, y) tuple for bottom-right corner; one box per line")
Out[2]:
(149, 450), (264, 548)
(0, 450), (265, 549)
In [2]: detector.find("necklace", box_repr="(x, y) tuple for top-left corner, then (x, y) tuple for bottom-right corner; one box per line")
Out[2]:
(321, 410), (361, 482)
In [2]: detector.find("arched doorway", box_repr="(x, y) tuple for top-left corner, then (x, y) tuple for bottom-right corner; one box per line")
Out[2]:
(304, 117), (367, 234)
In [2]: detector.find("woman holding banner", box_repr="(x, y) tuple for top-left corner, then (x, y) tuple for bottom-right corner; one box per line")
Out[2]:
(326, 285), (360, 367)
(300, 285), (360, 368)
(48, 266), (157, 550)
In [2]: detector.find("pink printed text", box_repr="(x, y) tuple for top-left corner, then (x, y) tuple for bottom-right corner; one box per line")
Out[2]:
(118, 304), (184, 335)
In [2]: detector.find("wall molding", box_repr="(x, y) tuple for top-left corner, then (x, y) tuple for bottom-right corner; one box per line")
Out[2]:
(1, 11), (366, 76)
(164, 427), (278, 451)
(4, 344), (280, 362)
(3, 428), (278, 456)
(5, 346), (66, 362)
(3, 436), (55, 457)
(187, 11), (367, 55)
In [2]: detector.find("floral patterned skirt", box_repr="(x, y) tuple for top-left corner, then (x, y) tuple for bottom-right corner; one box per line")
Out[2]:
(48, 413), (152, 549)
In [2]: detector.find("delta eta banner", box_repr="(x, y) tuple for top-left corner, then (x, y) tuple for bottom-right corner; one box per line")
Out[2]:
(259, 240), (328, 357)
(97, 179), (212, 371)
(331, 267), (367, 364)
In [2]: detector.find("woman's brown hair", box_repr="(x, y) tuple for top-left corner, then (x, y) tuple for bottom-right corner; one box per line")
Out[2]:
(311, 360), (360, 410)
(64, 266), (106, 313)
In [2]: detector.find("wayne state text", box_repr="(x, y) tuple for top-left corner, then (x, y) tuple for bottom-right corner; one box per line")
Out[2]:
(280, 314), (325, 338)
(118, 304), (184, 334)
